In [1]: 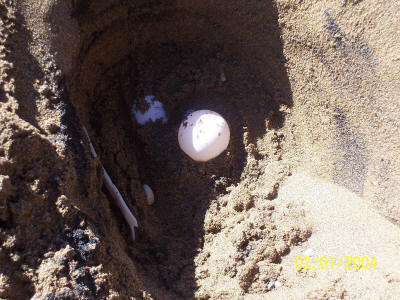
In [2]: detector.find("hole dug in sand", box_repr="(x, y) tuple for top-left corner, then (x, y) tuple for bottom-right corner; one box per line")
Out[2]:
(68, 1), (308, 298)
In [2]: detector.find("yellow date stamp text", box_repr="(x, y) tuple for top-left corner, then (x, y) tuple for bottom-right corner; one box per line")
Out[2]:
(295, 256), (377, 270)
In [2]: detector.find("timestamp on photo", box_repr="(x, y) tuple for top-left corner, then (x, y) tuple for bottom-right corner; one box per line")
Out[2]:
(295, 256), (377, 270)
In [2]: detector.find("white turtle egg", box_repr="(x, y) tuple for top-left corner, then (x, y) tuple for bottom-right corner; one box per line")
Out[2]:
(178, 110), (230, 162)
(132, 95), (167, 125)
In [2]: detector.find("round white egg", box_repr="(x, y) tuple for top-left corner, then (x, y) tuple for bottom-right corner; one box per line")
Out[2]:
(178, 110), (230, 162)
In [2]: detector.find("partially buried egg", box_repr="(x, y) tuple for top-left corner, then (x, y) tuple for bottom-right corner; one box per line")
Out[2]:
(178, 110), (230, 162)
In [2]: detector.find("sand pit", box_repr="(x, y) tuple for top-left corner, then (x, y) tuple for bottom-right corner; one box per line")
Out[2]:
(0, 0), (399, 299)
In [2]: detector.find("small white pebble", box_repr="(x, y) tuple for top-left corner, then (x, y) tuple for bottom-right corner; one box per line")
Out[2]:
(303, 248), (313, 256)
(220, 72), (226, 82)
(267, 281), (275, 290)
(274, 281), (282, 288)
(143, 184), (154, 205)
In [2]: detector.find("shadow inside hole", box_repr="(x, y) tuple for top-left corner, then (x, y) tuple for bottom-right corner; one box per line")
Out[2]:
(81, 0), (292, 298)
(6, 9), (45, 132)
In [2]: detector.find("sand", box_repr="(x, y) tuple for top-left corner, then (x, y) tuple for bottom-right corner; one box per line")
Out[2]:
(0, 0), (399, 299)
